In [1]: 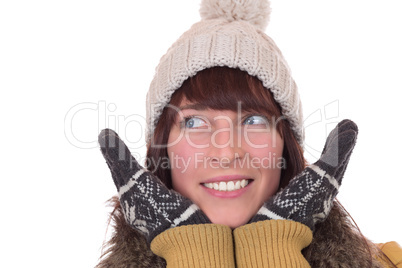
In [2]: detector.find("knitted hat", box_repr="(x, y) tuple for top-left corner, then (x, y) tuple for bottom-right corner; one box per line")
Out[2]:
(146, 0), (304, 146)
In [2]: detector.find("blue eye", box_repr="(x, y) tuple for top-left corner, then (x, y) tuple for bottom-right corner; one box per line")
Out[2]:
(243, 115), (268, 126)
(183, 117), (208, 129)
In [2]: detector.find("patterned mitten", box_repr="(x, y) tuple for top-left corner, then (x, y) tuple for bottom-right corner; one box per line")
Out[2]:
(250, 120), (358, 230)
(98, 129), (211, 242)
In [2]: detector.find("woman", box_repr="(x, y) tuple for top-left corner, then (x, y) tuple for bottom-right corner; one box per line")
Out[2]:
(96, 0), (401, 267)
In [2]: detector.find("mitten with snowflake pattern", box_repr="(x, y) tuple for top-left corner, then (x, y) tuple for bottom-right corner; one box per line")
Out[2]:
(99, 129), (211, 242)
(250, 120), (358, 230)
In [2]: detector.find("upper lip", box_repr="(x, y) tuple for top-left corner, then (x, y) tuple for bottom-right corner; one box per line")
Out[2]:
(201, 175), (253, 184)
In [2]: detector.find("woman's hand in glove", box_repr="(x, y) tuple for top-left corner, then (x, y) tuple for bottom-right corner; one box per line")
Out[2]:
(249, 119), (358, 230)
(98, 129), (211, 242)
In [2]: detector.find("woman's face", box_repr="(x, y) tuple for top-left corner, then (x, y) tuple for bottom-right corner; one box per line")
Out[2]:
(167, 99), (284, 228)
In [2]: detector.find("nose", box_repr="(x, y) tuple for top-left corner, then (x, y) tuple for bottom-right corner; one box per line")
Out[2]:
(209, 124), (245, 166)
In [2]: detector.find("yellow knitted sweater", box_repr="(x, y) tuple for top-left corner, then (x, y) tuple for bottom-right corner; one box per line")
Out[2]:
(151, 220), (311, 267)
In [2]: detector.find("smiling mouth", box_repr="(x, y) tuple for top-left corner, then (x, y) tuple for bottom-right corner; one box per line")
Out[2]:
(202, 179), (253, 192)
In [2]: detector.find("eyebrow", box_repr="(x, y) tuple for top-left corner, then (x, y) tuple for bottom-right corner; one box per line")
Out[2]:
(178, 103), (209, 111)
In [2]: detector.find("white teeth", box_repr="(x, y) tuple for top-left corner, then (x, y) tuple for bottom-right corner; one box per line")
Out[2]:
(219, 182), (227, 191)
(227, 181), (234, 191)
(240, 179), (247, 188)
(203, 179), (250, 192)
(213, 183), (219, 190)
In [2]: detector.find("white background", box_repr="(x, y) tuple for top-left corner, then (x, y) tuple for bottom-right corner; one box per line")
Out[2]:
(1, 0), (401, 267)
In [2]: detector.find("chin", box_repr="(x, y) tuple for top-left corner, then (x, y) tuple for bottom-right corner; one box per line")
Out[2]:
(208, 214), (251, 229)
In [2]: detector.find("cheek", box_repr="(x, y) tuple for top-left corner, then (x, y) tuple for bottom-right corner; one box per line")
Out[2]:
(167, 131), (198, 197)
(244, 131), (284, 160)
(244, 132), (284, 197)
(245, 130), (283, 149)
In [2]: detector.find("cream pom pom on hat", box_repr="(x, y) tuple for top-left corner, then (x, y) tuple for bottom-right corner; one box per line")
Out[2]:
(146, 0), (304, 146)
